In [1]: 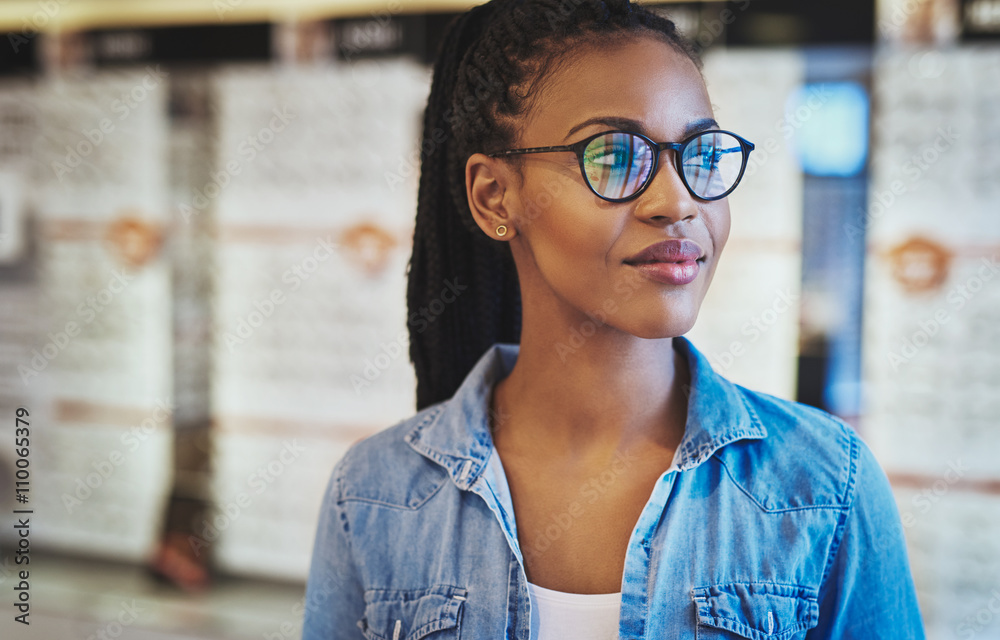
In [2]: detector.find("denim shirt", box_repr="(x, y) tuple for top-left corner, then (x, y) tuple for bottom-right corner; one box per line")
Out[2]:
(303, 335), (926, 640)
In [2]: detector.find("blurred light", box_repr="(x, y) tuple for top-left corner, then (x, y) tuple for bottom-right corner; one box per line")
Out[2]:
(786, 81), (869, 177)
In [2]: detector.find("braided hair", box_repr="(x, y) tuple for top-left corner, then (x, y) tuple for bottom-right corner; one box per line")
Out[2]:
(407, 0), (700, 411)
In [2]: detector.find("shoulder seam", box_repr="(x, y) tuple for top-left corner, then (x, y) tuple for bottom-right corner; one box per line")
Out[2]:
(329, 454), (360, 570)
(817, 421), (861, 589)
(735, 387), (768, 436)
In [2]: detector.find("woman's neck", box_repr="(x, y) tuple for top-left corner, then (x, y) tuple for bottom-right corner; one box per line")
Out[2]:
(490, 326), (690, 465)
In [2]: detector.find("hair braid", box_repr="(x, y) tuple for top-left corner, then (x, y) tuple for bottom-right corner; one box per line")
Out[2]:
(407, 0), (698, 411)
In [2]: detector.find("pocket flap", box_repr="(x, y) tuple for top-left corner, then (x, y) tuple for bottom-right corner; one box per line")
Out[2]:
(692, 582), (818, 639)
(360, 584), (467, 640)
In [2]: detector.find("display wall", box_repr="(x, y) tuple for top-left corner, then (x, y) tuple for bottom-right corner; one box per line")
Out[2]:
(0, 1), (998, 638)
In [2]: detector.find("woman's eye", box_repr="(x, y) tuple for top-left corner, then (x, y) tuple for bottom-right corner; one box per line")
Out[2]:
(587, 146), (630, 166)
(590, 154), (616, 166)
(686, 149), (721, 169)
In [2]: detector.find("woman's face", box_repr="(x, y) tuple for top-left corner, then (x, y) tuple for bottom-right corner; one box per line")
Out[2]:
(470, 35), (730, 339)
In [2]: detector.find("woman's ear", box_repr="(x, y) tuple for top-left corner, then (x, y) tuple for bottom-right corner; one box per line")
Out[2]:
(466, 153), (517, 240)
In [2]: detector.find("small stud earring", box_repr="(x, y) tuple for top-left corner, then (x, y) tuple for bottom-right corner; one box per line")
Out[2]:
(496, 225), (508, 237)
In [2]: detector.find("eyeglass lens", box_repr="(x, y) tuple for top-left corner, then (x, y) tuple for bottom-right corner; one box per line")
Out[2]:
(582, 132), (745, 200)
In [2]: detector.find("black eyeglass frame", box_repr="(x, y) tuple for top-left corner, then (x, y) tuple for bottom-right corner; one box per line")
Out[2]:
(487, 128), (756, 203)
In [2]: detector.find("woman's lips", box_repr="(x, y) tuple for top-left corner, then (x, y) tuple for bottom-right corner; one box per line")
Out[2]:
(628, 259), (702, 285)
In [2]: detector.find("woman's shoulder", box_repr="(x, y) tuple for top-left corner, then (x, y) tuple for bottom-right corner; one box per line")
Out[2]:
(328, 401), (454, 509)
(720, 382), (884, 512)
(735, 382), (859, 453)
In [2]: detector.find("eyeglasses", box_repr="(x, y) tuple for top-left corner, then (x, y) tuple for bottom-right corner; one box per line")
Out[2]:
(487, 129), (755, 203)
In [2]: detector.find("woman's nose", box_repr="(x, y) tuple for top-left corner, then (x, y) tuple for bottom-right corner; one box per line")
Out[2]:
(631, 152), (699, 223)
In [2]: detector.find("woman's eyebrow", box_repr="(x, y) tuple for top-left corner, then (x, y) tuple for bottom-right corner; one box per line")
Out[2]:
(563, 116), (720, 141)
(563, 116), (644, 140)
(684, 117), (720, 137)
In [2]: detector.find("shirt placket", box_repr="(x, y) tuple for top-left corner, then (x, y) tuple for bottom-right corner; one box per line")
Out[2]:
(468, 448), (533, 639)
(473, 446), (682, 640)
(618, 468), (678, 640)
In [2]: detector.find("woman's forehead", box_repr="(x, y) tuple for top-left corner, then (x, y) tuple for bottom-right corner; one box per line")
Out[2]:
(521, 37), (712, 142)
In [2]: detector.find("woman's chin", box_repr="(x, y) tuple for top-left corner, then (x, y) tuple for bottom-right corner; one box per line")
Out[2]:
(616, 312), (699, 341)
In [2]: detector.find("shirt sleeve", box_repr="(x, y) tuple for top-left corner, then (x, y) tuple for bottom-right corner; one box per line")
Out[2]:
(302, 455), (367, 640)
(807, 433), (926, 639)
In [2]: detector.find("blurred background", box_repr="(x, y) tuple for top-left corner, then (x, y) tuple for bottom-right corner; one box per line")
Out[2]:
(0, 0), (997, 638)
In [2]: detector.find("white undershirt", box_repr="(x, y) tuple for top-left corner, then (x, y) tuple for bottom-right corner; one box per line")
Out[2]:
(527, 580), (622, 640)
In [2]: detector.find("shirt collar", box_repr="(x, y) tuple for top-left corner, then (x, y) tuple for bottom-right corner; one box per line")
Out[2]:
(404, 335), (767, 490)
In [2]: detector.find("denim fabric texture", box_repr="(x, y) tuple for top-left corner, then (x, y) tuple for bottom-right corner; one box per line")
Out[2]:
(303, 335), (926, 639)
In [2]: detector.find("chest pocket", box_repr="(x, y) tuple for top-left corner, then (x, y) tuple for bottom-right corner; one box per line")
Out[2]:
(359, 584), (467, 640)
(692, 582), (819, 640)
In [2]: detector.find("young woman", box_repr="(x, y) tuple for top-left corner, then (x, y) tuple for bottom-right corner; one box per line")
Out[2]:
(304, 1), (926, 638)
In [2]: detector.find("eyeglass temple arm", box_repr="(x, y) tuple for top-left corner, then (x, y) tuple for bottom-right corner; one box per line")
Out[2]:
(491, 136), (755, 158)
(488, 144), (576, 158)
